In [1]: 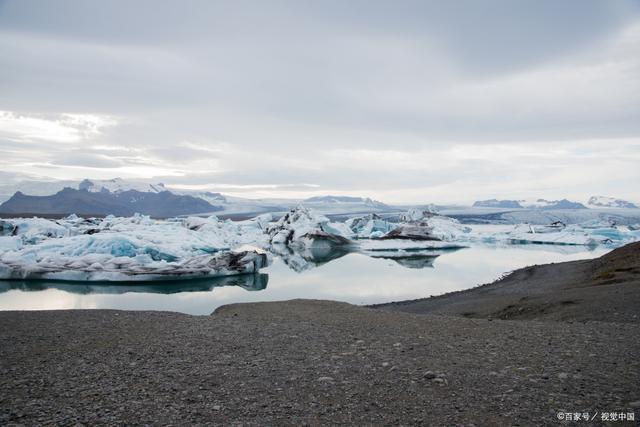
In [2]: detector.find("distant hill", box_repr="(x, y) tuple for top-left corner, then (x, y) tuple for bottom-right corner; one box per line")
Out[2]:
(0, 177), (168, 204)
(176, 191), (227, 205)
(0, 188), (221, 217)
(472, 199), (523, 209)
(588, 196), (638, 209)
(520, 199), (587, 210)
(472, 198), (586, 210)
(304, 195), (388, 209)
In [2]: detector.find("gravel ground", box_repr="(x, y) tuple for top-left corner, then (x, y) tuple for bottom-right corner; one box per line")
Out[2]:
(1, 300), (639, 426)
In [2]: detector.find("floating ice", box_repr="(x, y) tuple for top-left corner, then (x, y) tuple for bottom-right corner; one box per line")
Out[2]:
(505, 223), (612, 246)
(379, 209), (471, 242)
(345, 214), (396, 239)
(0, 215), (270, 281)
(266, 206), (353, 249)
(2, 204), (636, 280)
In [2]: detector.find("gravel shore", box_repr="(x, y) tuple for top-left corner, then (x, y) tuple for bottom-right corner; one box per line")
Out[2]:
(1, 243), (639, 426)
(375, 242), (640, 323)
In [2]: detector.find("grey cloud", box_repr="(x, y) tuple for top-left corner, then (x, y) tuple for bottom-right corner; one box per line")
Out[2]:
(0, 1), (639, 202)
(50, 152), (124, 169)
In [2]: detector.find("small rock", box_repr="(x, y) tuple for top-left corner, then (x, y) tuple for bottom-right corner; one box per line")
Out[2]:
(382, 362), (390, 367)
(213, 405), (221, 411)
(557, 373), (568, 379)
(317, 377), (334, 382)
(423, 371), (436, 379)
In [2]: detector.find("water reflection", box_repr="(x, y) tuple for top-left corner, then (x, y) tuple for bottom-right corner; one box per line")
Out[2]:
(364, 247), (465, 270)
(270, 244), (350, 272)
(0, 273), (268, 295)
(370, 254), (439, 269)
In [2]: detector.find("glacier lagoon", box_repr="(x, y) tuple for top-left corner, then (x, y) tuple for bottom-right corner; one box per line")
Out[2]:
(0, 242), (608, 315)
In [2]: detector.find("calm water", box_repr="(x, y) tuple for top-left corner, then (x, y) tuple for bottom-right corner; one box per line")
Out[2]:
(0, 242), (608, 315)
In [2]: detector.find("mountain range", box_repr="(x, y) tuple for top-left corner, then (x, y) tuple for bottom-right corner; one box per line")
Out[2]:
(0, 177), (637, 217)
(0, 188), (220, 217)
(0, 179), (394, 217)
(587, 196), (638, 209)
(473, 197), (638, 210)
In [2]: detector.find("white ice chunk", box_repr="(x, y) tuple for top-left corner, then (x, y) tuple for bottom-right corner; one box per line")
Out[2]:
(266, 206), (352, 249)
(0, 214), (271, 281)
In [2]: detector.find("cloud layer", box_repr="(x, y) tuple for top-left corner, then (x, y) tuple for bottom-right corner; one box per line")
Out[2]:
(0, 0), (639, 203)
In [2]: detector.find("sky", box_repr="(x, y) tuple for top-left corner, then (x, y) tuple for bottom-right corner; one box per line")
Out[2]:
(0, 0), (639, 204)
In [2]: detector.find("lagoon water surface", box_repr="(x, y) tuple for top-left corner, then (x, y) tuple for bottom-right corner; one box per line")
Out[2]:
(0, 243), (608, 315)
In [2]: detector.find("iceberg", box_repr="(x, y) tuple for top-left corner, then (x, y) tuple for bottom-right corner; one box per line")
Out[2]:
(266, 206), (353, 249)
(345, 214), (396, 239)
(338, 209), (470, 256)
(0, 215), (270, 281)
(379, 209), (471, 242)
(506, 223), (610, 246)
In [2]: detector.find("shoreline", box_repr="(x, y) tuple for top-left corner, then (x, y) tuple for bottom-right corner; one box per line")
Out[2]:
(373, 241), (640, 323)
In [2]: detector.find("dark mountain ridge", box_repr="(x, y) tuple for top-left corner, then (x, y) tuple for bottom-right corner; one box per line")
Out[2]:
(0, 188), (221, 217)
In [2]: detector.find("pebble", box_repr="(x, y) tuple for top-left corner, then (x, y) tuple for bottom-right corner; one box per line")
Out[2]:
(423, 371), (436, 380)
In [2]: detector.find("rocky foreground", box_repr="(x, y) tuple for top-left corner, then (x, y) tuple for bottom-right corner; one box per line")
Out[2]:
(1, 244), (639, 426)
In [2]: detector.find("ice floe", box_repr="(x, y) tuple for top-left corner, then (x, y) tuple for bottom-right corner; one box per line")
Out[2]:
(266, 206), (353, 249)
(1, 204), (638, 280)
(0, 214), (270, 281)
(470, 222), (639, 247)
(345, 213), (396, 239)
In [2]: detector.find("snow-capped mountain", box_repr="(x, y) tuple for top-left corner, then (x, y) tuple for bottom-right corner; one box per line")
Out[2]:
(304, 195), (389, 210)
(472, 199), (523, 208)
(78, 178), (168, 194)
(0, 178), (168, 203)
(587, 196), (638, 209)
(0, 188), (221, 217)
(519, 199), (587, 210)
(471, 198), (587, 210)
(0, 178), (399, 217)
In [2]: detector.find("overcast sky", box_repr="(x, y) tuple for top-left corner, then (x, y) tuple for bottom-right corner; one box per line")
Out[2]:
(1, 0), (639, 203)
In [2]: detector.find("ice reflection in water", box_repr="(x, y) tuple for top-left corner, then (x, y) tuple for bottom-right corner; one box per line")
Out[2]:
(0, 273), (268, 295)
(270, 243), (350, 273)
